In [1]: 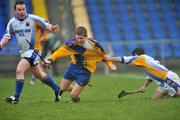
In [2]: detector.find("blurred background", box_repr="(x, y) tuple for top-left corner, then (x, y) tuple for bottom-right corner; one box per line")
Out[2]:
(0, 0), (180, 74)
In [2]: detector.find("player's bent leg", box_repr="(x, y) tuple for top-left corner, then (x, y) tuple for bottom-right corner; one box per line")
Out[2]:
(67, 84), (74, 92)
(174, 89), (180, 97)
(60, 79), (73, 91)
(16, 59), (31, 79)
(152, 91), (166, 99)
(31, 65), (46, 80)
(59, 79), (73, 97)
(31, 65), (60, 102)
(70, 83), (84, 103)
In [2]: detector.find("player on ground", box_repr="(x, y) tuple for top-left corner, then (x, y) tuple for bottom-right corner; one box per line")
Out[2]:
(104, 48), (180, 99)
(0, 1), (60, 104)
(46, 26), (117, 102)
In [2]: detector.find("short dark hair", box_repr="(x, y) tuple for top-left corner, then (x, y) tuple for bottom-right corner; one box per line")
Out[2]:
(74, 26), (87, 37)
(14, 1), (25, 10)
(131, 48), (145, 56)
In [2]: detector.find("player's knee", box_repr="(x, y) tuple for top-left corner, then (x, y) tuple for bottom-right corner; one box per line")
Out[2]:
(152, 93), (164, 99)
(175, 90), (180, 97)
(34, 73), (46, 80)
(70, 95), (80, 102)
(16, 68), (25, 76)
(71, 92), (79, 98)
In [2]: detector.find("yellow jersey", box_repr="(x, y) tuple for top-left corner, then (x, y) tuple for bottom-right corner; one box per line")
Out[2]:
(121, 55), (169, 83)
(50, 38), (114, 73)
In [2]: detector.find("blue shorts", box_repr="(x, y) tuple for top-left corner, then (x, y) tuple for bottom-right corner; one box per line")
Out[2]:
(64, 63), (91, 86)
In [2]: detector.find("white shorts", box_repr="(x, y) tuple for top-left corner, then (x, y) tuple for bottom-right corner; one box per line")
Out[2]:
(157, 71), (180, 96)
(157, 83), (177, 96)
(20, 49), (41, 66)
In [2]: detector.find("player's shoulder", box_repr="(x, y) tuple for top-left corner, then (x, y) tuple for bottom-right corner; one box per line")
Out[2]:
(28, 14), (47, 22)
(29, 14), (40, 19)
(65, 37), (77, 46)
(88, 38), (105, 50)
(88, 38), (98, 43)
(142, 54), (154, 60)
(131, 55), (148, 63)
(132, 55), (146, 62)
(8, 17), (17, 24)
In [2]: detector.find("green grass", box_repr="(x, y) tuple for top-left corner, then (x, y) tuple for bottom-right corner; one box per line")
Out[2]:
(0, 72), (180, 120)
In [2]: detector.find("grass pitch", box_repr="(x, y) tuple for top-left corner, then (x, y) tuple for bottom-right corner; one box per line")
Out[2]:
(0, 72), (180, 120)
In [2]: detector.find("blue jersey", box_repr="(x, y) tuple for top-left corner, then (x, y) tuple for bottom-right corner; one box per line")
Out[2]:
(3, 14), (49, 53)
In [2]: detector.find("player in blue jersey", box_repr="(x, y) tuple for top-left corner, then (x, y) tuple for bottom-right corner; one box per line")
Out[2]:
(0, 1), (60, 104)
(104, 48), (180, 99)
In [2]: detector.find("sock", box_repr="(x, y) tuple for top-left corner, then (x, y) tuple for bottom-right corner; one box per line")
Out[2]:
(59, 90), (63, 96)
(14, 79), (24, 101)
(42, 75), (59, 93)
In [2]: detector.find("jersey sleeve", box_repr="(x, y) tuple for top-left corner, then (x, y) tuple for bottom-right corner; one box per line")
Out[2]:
(29, 14), (49, 29)
(120, 56), (140, 64)
(3, 18), (14, 40)
(121, 55), (146, 68)
(96, 42), (115, 67)
(50, 45), (78, 61)
(105, 61), (114, 67)
(146, 76), (153, 82)
(95, 41), (106, 54)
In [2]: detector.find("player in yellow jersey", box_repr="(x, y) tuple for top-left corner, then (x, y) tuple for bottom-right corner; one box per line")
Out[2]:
(104, 48), (180, 99)
(47, 26), (117, 102)
(0, 1), (60, 104)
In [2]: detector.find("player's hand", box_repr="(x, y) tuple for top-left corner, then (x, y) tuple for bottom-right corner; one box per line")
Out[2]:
(51, 24), (60, 32)
(45, 59), (53, 68)
(139, 86), (146, 93)
(110, 64), (117, 72)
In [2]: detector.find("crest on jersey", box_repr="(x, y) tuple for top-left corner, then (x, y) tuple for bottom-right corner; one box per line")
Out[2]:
(26, 22), (30, 27)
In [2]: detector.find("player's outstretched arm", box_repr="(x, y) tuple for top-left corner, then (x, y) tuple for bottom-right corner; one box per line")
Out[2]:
(139, 79), (152, 93)
(104, 55), (122, 62)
